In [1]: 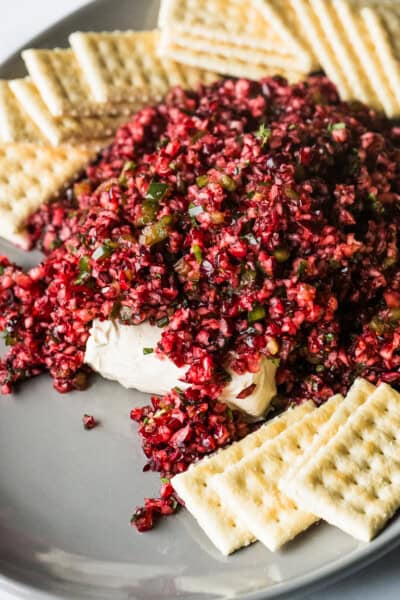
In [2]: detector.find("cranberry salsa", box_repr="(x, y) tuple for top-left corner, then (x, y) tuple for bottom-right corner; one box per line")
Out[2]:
(1, 76), (399, 530)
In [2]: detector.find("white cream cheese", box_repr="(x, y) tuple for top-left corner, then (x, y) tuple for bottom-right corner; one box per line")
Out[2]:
(84, 319), (277, 417)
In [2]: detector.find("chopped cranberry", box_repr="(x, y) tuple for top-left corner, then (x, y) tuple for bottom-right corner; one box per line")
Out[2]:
(0, 75), (399, 531)
(82, 414), (98, 430)
(236, 383), (257, 399)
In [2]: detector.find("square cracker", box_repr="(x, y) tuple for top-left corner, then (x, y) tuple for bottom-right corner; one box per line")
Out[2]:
(333, 0), (399, 117)
(171, 402), (314, 555)
(22, 48), (138, 117)
(282, 378), (376, 485)
(158, 0), (281, 49)
(69, 30), (220, 105)
(213, 394), (343, 551)
(9, 78), (127, 146)
(158, 32), (303, 83)
(291, 0), (353, 102)
(362, 5), (400, 107)
(283, 384), (400, 542)
(0, 81), (45, 143)
(308, 0), (382, 109)
(159, 0), (312, 71)
(252, 0), (317, 70)
(0, 143), (99, 247)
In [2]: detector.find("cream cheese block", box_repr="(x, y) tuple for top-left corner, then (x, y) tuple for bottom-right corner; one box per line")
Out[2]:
(84, 319), (277, 416)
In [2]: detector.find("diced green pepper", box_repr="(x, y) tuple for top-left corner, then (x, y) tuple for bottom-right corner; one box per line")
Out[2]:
(390, 308), (400, 321)
(219, 174), (237, 192)
(369, 315), (386, 334)
(192, 243), (203, 264)
(284, 185), (299, 200)
(92, 240), (117, 261)
(145, 181), (170, 202)
(196, 175), (209, 188)
(136, 198), (160, 226)
(191, 130), (206, 143)
(140, 215), (173, 246)
(241, 268), (257, 286)
(157, 316), (169, 328)
(248, 304), (266, 322)
(327, 122), (346, 132)
(255, 123), (272, 147)
(273, 246), (290, 262)
(74, 256), (91, 285)
(297, 260), (307, 277)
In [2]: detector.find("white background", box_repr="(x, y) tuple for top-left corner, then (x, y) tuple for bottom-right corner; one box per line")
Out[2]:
(0, 1), (399, 598)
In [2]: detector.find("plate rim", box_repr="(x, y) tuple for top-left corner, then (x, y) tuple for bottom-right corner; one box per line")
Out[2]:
(0, 1), (400, 598)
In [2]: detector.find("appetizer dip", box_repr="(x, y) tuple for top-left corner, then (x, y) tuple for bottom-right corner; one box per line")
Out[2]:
(1, 75), (399, 529)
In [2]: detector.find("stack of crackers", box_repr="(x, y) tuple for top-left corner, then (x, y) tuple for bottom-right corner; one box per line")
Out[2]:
(173, 379), (400, 555)
(158, 0), (316, 82)
(159, 0), (400, 117)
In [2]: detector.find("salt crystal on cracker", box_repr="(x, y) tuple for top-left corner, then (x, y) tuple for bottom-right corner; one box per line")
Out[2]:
(69, 30), (219, 105)
(22, 48), (137, 117)
(0, 143), (98, 247)
(283, 384), (400, 542)
(172, 402), (314, 555)
(213, 394), (343, 551)
(9, 78), (126, 146)
(0, 81), (44, 143)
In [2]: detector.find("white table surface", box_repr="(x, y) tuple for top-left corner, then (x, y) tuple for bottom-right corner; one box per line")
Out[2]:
(0, 1), (399, 599)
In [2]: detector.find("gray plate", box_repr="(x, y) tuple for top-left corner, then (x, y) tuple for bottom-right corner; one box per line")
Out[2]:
(1, 1), (400, 599)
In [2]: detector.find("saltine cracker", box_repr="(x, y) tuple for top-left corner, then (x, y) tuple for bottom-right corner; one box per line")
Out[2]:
(284, 384), (400, 542)
(361, 5), (400, 107)
(0, 81), (44, 143)
(0, 143), (98, 247)
(309, 0), (382, 109)
(159, 0), (312, 72)
(334, 0), (399, 117)
(9, 78), (126, 146)
(22, 48), (137, 117)
(253, 0), (317, 70)
(69, 30), (219, 105)
(158, 31), (303, 83)
(281, 378), (376, 489)
(291, 0), (353, 101)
